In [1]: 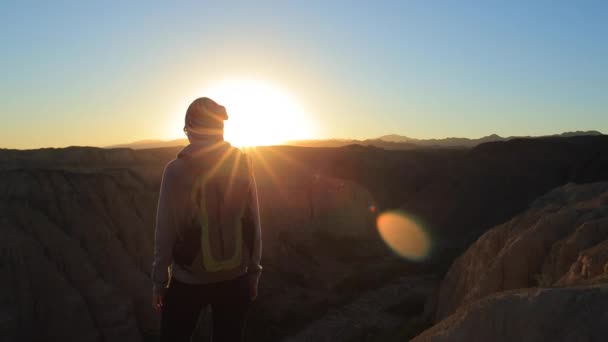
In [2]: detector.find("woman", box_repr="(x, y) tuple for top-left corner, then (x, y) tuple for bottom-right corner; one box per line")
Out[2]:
(152, 97), (263, 342)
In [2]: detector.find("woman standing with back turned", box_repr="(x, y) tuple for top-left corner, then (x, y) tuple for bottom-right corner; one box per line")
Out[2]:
(152, 97), (263, 342)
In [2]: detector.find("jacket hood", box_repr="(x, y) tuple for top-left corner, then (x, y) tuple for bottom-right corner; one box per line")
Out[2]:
(177, 140), (233, 166)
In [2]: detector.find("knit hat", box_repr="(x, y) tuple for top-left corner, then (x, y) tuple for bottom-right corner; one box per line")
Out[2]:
(184, 97), (228, 136)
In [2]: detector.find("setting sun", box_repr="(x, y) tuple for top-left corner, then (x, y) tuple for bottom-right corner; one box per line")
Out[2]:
(193, 79), (315, 147)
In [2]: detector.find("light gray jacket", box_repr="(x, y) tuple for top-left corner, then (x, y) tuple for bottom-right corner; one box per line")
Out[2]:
(152, 140), (262, 295)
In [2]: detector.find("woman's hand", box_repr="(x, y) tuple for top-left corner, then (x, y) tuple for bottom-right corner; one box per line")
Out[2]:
(152, 292), (164, 312)
(247, 265), (263, 300)
(248, 272), (260, 300)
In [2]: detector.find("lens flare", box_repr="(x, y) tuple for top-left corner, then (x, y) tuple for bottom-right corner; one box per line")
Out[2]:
(376, 210), (431, 261)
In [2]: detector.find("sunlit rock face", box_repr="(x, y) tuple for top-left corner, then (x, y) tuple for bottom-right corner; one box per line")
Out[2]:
(417, 182), (608, 341)
(434, 182), (608, 321)
(413, 285), (608, 342)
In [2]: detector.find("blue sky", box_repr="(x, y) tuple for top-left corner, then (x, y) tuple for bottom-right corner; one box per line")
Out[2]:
(1, 1), (606, 148)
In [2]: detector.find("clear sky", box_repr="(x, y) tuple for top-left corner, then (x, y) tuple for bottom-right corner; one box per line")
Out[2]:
(1, 1), (606, 149)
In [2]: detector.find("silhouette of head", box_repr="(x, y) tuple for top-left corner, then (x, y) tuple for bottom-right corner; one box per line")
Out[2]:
(184, 97), (228, 142)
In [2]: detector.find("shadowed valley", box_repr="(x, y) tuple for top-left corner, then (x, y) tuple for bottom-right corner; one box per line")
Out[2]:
(1, 135), (608, 341)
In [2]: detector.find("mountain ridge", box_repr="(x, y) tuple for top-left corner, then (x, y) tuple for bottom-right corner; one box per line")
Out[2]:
(103, 130), (603, 150)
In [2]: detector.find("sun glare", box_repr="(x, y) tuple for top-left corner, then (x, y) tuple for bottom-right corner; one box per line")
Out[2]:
(185, 79), (315, 147)
(377, 210), (432, 261)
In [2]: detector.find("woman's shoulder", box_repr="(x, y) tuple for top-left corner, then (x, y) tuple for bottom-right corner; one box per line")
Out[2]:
(163, 158), (187, 178)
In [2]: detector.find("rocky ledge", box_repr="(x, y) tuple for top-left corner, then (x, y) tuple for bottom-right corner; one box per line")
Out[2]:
(415, 182), (608, 341)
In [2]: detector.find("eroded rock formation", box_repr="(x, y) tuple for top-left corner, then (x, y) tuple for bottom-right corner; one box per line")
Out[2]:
(414, 285), (608, 342)
(1, 135), (608, 341)
(415, 182), (608, 341)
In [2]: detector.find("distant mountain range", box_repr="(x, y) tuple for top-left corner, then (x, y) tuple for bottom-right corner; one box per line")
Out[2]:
(106, 131), (603, 150)
(290, 131), (603, 149)
(106, 138), (189, 150)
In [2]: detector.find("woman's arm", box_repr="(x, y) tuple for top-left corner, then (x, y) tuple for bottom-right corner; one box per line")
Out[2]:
(151, 162), (178, 301)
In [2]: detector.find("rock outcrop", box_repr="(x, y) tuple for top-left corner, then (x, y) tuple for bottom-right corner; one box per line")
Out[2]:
(0, 169), (157, 341)
(414, 182), (608, 341)
(414, 285), (608, 342)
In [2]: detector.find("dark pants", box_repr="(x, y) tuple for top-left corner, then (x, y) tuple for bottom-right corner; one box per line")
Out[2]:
(160, 274), (252, 342)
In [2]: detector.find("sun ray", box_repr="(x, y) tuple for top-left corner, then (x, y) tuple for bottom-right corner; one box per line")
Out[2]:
(225, 149), (242, 199)
(203, 146), (235, 183)
(248, 147), (287, 200)
(264, 146), (307, 170)
(189, 140), (227, 158)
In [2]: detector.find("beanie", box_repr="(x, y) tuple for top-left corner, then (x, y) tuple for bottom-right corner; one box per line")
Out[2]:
(184, 97), (228, 135)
